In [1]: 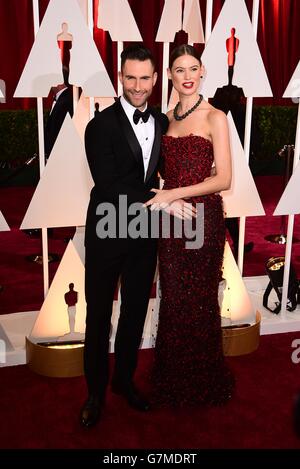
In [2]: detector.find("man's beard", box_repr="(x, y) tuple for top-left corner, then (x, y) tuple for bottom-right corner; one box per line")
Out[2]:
(123, 90), (148, 109)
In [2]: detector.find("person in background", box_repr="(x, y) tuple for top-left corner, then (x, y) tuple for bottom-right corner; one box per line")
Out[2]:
(44, 66), (73, 160)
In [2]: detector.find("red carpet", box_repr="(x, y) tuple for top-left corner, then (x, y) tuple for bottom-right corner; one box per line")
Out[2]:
(0, 332), (300, 449)
(1, 186), (300, 449)
(0, 186), (75, 314)
(243, 176), (300, 279)
(1, 176), (300, 314)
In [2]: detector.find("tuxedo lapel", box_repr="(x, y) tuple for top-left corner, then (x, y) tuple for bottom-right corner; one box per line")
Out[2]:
(113, 99), (144, 171)
(145, 114), (162, 183)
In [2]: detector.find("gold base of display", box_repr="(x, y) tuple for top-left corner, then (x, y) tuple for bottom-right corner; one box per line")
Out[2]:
(26, 311), (260, 377)
(222, 311), (261, 356)
(26, 337), (84, 378)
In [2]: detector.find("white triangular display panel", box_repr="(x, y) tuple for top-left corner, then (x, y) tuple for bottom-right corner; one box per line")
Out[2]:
(73, 94), (115, 142)
(0, 211), (10, 231)
(283, 60), (300, 98)
(97, 0), (142, 41)
(77, 0), (88, 20)
(95, 97), (116, 111)
(156, 0), (204, 43)
(72, 94), (91, 142)
(72, 226), (85, 264)
(0, 79), (6, 102)
(201, 0), (272, 97)
(0, 324), (14, 353)
(20, 114), (93, 229)
(273, 161), (300, 215)
(182, 0), (204, 44)
(30, 241), (86, 340)
(156, 0), (182, 42)
(221, 113), (265, 217)
(14, 0), (116, 97)
(167, 86), (179, 111)
(220, 241), (254, 323)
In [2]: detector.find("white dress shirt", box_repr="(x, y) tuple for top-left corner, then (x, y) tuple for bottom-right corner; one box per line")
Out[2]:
(120, 96), (155, 178)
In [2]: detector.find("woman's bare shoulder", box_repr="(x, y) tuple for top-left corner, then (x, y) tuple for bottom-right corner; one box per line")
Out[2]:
(207, 106), (227, 127)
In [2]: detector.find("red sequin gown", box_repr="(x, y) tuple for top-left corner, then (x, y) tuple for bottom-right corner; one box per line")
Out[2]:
(152, 135), (235, 407)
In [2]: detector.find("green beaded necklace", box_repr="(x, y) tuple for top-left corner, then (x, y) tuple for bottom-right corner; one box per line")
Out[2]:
(173, 94), (203, 121)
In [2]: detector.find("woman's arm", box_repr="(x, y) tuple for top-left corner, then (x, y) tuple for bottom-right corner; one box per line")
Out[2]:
(145, 110), (232, 207)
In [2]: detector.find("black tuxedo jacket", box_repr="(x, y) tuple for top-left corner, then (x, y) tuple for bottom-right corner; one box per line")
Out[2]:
(45, 87), (74, 158)
(84, 98), (168, 256)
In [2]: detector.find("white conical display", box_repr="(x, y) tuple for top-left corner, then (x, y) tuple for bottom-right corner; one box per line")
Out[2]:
(283, 60), (300, 98)
(14, 0), (116, 97)
(156, 0), (204, 43)
(182, 0), (204, 44)
(95, 97), (116, 111)
(0, 324), (14, 353)
(97, 0), (142, 41)
(0, 79), (5, 103)
(72, 94), (92, 142)
(0, 211), (10, 231)
(201, 0), (272, 97)
(20, 114), (93, 229)
(221, 113), (265, 217)
(273, 161), (300, 215)
(30, 241), (86, 340)
(278, 61), (300, 214)
(220, 241), (254, 323)
(72, 226), (85, 264)
(77, 0), (88, 20)
(155, 0), (182, 42)
(167, 86), (179, 111)
(73, 94), (115, 142)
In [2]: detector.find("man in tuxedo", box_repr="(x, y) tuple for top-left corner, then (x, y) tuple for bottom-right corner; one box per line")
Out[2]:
(44, 72), (73, 159)
(80, 45), (169, 427)
(24, 73), (73, 240)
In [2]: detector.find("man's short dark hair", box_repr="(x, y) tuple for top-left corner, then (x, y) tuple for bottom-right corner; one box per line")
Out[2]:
(120, 44), (155, 71)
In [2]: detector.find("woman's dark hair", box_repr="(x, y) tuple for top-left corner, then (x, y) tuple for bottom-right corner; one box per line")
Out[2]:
(169, 44), (202, 68)
(121, 44), (156, 71)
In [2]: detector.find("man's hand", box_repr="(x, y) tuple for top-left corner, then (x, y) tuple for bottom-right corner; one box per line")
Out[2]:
(144, 188), (175, 208)
(157, 199), (197, 220)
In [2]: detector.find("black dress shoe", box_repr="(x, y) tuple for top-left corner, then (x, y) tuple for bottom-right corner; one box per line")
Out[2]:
(80, 395), (102, 427)
(111, 381), (150, 412)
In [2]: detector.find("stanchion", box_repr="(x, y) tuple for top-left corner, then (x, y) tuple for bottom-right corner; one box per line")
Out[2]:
(0, 154), (37, 185)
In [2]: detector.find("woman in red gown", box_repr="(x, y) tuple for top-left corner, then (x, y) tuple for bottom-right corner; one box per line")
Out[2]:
(145, 45), (235, 407)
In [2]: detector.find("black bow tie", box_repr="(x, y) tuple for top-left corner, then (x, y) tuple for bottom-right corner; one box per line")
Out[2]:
(133, 108), (151, 125)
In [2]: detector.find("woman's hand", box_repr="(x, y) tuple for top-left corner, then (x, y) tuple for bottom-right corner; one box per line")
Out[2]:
(163, 199), (197, 220)
(144, 188), (176, 209)
(144, 190), (197, 220)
